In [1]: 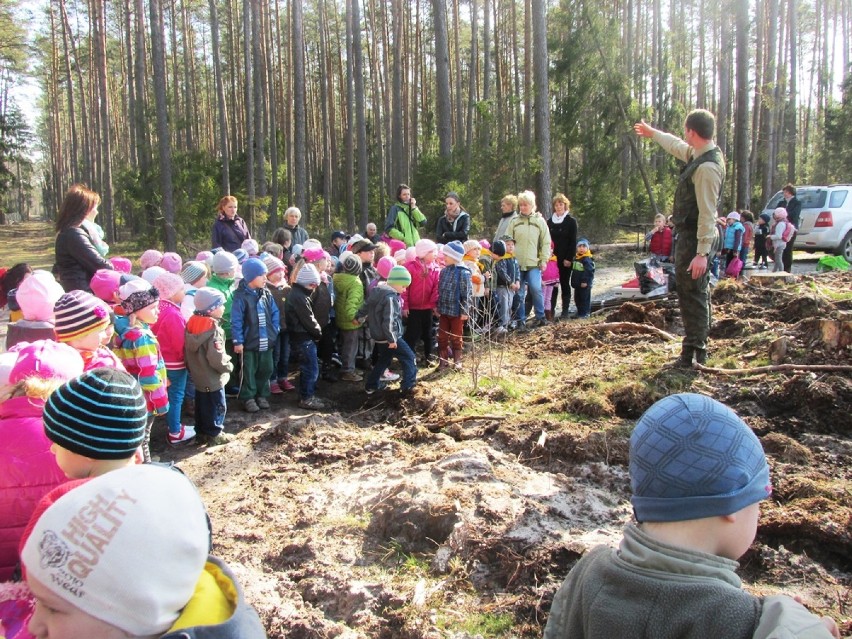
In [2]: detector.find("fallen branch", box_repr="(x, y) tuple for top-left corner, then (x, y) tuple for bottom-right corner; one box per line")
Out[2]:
(442, 414), (506, 424)
(696, 363), (852, 375)
(587, 321), (678, 341)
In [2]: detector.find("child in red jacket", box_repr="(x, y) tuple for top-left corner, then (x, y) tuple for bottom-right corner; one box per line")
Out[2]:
(152, 272), (194, 446)
(403, 239), (440, 365)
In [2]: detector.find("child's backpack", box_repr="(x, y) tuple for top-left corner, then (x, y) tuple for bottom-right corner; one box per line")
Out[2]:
(780, 221), (797, 243)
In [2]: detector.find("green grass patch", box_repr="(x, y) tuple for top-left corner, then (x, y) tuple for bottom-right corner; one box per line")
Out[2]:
(437, 612), (515, 636)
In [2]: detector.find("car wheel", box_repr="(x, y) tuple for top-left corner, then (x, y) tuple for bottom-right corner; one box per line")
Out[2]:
(836, 230), (852, 263)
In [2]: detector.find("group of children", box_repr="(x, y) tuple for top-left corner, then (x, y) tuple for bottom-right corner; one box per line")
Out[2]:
(645, 206), (797, 279)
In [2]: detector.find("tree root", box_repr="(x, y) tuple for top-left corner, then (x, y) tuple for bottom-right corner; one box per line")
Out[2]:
(586, 321), (678, 341)
(696, 363), (852, 375)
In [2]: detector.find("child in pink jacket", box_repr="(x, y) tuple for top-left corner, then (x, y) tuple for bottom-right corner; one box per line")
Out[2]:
(403, 239), (440, 365)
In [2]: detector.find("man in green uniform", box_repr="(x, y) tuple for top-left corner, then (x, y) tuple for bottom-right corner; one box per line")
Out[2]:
(634, 110), (724, 366)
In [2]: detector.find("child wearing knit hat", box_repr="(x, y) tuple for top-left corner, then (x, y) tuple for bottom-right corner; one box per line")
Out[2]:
(208, 251), (240, 395)
(151, 273), (194, 445)
(544, 393), (840, 639)
(139, 249), (164, 272)
(185, 287), (234, 445)
(284, 264), (327, 409)
(437, 241), (472, 369)
(570, 238), (595, 319)
(54, 290), (125, 372)
(0, 340), (84, 580)
(179, 260), (210, 321)
(43, 367), (148, 478)
(333, 252), (365, 382)
(231, 258), (280, 413)
(363, 266), (417, 395)
(112, 277), (171, 460)
(22, 464), (267, 638)
(4, 270), (64, 350)
(262, 255), (293, 394)
(403, 240), (440, 366)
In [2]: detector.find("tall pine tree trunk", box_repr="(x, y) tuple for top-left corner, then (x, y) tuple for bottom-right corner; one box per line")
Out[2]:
(149, 0), (177, 250)
(531, 0), (551, 216)
(735, 0), (751, 208)
(292, 0), (308, 213)
(433, 0), (452, 161)
(209, 0), (231, 194)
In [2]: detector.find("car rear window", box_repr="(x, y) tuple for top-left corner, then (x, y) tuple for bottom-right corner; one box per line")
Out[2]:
(798, 190), (827, 208)
(829, 190), (848, 207)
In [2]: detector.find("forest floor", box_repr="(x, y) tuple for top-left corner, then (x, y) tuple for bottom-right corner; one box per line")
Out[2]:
(2, 222), (851, 637)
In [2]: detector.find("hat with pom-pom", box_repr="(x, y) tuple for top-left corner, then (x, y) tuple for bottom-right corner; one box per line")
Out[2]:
(54, 290), (112, 343)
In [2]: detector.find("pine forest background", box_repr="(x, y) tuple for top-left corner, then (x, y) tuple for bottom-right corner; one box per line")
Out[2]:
(1, 0), (852, 251)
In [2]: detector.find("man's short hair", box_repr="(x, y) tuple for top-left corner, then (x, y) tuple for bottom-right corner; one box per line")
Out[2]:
(783, 183), (797, 196)
(685, 109), (715, 141)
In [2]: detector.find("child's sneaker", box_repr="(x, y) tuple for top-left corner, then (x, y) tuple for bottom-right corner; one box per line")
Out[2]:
(381, 369), (400, 382)
(256, 397), (270, 409)
(299, 396), (328, 409)
(196, 431), (234, 446)
(168, 424), (196, 446)
(269, 381), (283, 394)
(365, 383), (387, 395)
(244, 398), (260, 413)
(279, 378), (296, 391)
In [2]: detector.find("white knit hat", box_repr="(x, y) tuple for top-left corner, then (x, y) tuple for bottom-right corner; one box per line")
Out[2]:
(22, 465), (209, 636)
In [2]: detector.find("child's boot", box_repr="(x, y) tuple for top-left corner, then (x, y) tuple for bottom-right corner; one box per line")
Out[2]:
(453, 351), (463, 371)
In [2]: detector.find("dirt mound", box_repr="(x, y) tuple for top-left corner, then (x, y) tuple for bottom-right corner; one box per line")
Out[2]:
(157, 269), (851, 637)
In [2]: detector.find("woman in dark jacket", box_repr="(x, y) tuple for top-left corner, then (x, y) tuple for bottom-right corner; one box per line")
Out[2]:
(435, 192), (471, 243)
(54, 184), (113, 292)
(547, 193), (578, 320)
(211, 195), (251, 252)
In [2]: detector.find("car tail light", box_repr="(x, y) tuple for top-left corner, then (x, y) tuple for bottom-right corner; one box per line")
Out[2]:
(814, 211), (833, 227)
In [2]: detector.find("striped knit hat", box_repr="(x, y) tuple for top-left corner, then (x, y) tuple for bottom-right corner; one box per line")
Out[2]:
(387, 266), (412, 287)
(180, 261), (208, 285)
(43, 368), (148, 460)
(53, 290), (111, 343)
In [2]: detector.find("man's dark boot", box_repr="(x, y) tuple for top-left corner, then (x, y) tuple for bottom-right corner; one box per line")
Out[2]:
(674, 346), (694, 368)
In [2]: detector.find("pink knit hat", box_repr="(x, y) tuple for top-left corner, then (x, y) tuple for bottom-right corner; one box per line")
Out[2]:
(90, 269), (123, 303)
(388, 239), (406, 254)
(302, 246), (326, 262)
(9, 340), (84, 385)
(109, 256), (132, 273)
(160, 252), (183, 274)
(17, 270), (64, 322)
(153, 272), (185, 300)
(376, 256), (396, 280)
(415, 239), (437, 259)
(139, 250), (164, 271)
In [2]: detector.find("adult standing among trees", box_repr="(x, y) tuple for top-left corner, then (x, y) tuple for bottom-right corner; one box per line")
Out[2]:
(507, 190), (552, 329)
(435, 192), (470, 244)
(53, 184), (114, 293)
(780, 184), (801, 273)
(493, 194), (518, 244)
(384, 184), (426, 247)
(634, 110), (725, 367)
(281, 207), (309, 247)
(548, 193), (578, 320)
(211, 195), (251, 252)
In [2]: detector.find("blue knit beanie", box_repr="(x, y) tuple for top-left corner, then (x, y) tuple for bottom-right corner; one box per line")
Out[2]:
(241, 257), (268, 283)
(629, 393), (771, 522)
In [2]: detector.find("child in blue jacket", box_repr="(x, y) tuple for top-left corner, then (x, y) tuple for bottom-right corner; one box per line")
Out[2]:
(570, 238), (595, 319)
(231, 258), (280, 413)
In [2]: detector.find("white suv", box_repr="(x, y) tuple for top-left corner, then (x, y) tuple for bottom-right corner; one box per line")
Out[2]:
(762, 185), (852, 262)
